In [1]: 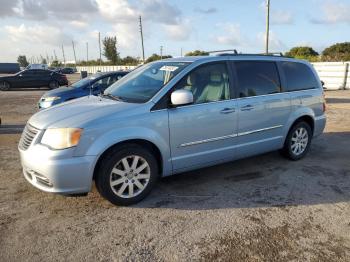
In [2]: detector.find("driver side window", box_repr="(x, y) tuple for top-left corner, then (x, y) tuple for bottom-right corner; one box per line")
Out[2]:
(173, 62), (230, 104)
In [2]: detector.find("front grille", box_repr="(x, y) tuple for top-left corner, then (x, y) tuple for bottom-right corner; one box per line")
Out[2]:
(19, 124), (40, 150)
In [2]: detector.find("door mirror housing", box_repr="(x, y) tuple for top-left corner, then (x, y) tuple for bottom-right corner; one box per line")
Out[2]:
(171, 89), (193, 106)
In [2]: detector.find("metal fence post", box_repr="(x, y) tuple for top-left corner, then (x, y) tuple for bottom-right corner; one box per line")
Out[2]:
(343, 63), (349, 90)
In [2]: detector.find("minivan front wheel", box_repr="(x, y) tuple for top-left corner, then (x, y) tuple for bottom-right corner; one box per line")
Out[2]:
(282, 121), (312, 160)
(95, 144), (158, 206)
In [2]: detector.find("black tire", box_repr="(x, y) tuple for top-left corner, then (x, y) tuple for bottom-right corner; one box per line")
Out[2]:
(0, 81), (10, 91)
(281, 121), (312, 161)
(48, 80), (59, 89)
(95, 143), (159, 206)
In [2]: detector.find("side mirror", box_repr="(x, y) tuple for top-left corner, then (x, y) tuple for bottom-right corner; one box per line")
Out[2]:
(171, 89), (193, 106)
(321, 80), (325, 87)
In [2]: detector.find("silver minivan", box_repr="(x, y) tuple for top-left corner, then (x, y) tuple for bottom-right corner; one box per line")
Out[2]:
(19, 54), (326, 205)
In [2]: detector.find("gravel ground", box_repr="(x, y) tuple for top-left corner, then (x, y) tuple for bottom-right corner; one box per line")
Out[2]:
(0, 86), (350, 261)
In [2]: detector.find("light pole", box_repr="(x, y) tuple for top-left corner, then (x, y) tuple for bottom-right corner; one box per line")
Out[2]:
(265, 0), (270, 54)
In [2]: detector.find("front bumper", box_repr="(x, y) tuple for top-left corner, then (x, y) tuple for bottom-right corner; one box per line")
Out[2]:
(19, 144), (97, 194)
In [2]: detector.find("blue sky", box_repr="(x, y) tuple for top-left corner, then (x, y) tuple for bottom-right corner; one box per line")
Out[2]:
(0, 0), (350, 62)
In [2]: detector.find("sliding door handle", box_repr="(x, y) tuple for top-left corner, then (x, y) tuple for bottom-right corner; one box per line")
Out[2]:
(220, 108), (236, 114)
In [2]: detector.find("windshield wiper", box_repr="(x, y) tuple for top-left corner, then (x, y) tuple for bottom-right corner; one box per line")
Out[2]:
(99, 93), (124, 102)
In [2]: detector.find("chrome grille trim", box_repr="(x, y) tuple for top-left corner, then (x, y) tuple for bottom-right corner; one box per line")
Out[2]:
(19, 124), (40, 150)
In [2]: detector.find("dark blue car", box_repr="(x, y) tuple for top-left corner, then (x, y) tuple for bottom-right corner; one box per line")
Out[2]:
(38, 71), (129, 109)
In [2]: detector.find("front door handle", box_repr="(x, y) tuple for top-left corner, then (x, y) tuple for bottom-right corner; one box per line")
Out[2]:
(220, 107), (236, 114)
(240, 104), (254, 111)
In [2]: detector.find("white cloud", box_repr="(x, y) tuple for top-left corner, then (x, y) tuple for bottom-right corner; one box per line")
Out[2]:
(271, 10), (294, 25)
(311, 1), (350, 24)
(69, 20), (89, 29)
(4, 24), (72, 46)
(0, 0), (20, 17)
(256, 31), (287, 51)
(214, 23), (245, 46)
(194, 7), (217, 14)
(163, 19), (192, 41)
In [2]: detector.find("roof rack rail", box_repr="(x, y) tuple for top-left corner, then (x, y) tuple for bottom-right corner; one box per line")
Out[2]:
(207, 49), (238, 55)
(258, 52), (284, 56)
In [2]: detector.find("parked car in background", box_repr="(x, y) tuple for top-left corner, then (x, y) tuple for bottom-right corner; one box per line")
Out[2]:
(0, 69), (68, 91)
(38, 71), (129, 109)
(0, 63), (20, 74)
(18, 54), (326, 206)
(26, 64), (49, 70)
(58, 67), (76, 74)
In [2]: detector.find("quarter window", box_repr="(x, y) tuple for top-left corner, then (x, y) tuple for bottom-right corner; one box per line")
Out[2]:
(235, 61), (281, 97)
(174, 63), (231, 104)
(281, 62), (318, 91)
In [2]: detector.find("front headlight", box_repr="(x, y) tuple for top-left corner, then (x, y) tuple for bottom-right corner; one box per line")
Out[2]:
(41, 128), (83, 150)
(44, 96), (60, 102)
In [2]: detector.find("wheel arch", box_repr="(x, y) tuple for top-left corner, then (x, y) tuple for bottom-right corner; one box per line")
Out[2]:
(92, 139), (164, 180)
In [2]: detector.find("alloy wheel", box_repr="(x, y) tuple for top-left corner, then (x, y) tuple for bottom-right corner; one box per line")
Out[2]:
(291, 127), (309, 156)
(109, 155), (151, 198)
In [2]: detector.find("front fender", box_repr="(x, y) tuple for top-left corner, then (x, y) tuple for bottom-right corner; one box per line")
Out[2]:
(80, 127), (172, 176)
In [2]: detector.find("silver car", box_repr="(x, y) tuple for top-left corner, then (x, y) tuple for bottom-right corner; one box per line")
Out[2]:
(19, 54), (326, 205)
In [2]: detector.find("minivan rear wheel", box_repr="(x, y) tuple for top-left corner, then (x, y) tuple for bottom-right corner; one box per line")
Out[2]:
(282, 121), (312, 160)
(95, 144), (158, 206)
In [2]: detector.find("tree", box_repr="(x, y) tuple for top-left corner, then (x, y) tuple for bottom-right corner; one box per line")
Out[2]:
(102, 36), (120, 64)
(145, 53), (172, 63)
(185, 50), (209, 56)
(50, 60), (63, 67)
(285, 46), (319, 61)
(322, 42), (350, 62)
(17, 55), (29, 67)
(41, 58), (47, 64)
(121, 56), (139, 66)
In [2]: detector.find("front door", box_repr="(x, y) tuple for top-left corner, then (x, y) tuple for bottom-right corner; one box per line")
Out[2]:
(168, 62), (238, 172)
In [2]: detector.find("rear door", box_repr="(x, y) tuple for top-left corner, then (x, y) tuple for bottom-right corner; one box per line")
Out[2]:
(232, 61), (291, 158)
(168, 62), (238, 172)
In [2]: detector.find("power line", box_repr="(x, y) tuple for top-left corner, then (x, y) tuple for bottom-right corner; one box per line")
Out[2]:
(139, 16), (145, 63)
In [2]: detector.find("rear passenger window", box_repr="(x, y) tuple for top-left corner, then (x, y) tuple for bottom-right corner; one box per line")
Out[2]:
(281, 62), (318, 91)
(235, 61), (281, 97)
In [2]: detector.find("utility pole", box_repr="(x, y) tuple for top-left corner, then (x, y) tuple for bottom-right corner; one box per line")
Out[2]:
(53, 49), (57, 61)
(72, 41), (77, 64)
(180, 47), (183, 57)
(265, 0), (270, 54)
(98, 32), (102, 65)
(86, 42), (89, 61)
(61, 44), (66, 65)
(160, 46), (163, 59)
(139, 16), (145, 63)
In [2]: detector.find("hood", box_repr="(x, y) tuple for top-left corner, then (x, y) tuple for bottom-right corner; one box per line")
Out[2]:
(29, 95), (143, 129)
(42, 86), (80, 98)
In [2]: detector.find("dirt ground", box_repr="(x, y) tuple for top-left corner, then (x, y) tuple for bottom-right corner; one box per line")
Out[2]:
(0, 83), (350, 261)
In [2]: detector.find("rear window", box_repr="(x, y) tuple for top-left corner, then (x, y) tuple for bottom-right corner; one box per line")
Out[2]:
(235, 61), (281, 97)
(281, 62), (318, 91)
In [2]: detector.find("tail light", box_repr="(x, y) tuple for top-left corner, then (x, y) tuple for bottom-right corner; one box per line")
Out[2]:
(322, 92), (326, 112)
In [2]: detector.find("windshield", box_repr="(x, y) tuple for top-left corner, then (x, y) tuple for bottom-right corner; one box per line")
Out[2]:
(71, 74), (100, 88)
(104, 61), (189, 103)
